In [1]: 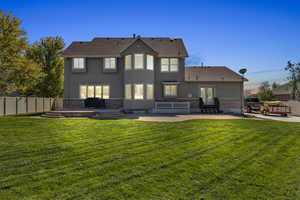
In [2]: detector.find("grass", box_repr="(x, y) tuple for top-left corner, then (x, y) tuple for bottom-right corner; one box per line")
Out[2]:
(0, 117), (299, 199)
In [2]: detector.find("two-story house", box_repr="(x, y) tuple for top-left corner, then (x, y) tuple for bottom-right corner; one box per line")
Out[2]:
(62, 35), (246, 113)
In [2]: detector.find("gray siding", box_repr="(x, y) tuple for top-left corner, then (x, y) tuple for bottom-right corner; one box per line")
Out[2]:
(63, 39), (243, 113)
(64, 58), (124, 99)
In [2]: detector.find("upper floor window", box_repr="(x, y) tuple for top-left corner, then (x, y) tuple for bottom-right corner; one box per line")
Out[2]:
(125, 55), (132, 70)
(134, 54), (144, 69)
(73, 58), (85, 69)
(147, 55), (154, 70)
(161, 58), (179, 72)
(104, 58), (116, 69)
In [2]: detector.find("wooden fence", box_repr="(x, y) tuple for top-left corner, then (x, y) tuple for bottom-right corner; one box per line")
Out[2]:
(0, 97), (63, 116)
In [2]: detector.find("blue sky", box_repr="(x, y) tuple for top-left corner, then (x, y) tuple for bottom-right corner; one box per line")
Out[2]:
(2, 0), (300, 88)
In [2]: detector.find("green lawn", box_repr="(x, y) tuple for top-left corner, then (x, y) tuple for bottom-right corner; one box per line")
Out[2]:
(0, 117), (300, 199)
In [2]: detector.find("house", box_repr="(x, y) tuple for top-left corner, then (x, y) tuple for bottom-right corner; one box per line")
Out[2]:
(273, 82), (300, 101)
(62, 35), (247, 113)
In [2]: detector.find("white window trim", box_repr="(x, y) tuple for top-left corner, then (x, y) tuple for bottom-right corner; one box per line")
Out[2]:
(104, 58), (116, 69)
(146, 55), (154, 70)
(125, 55), (132, 70)
(125, 84), (132, 99)
(146, 84), (154, 100)
(199, 86), (216, 105)
(164, 84), (178, 97)
(73, 58), (85, 69)
(134, 84), (144, 100)
(160, 58), (179, 72)
(79, 85), (110, 99)
(134, 54), (144, 69)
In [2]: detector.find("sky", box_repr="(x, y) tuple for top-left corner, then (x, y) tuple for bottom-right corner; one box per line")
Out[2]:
(2, 0), (300, 89)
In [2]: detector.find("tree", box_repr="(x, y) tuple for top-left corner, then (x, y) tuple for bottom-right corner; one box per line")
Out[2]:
(26, 37), (65, 97)
(272, 82), (278, 90)
(259, 81), (270, 93)
(0, 10), (42, 95)
(257, 81), (274, 101)
(258, 90), (274, 101)
(285, 61), (300, 100)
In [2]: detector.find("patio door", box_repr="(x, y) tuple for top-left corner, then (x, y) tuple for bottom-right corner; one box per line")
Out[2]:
(200, 87), (215, 105)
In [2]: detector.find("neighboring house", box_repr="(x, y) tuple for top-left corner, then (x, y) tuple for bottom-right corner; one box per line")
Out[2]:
(62, 35), (247, 113)
(273, 82), (300, 101)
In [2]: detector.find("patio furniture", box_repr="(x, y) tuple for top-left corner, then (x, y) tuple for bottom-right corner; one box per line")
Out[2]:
(84, 98), (106, 108)
(199, 97), (220, 113)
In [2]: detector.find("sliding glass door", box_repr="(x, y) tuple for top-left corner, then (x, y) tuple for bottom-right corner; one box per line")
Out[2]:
(200, 87), (215, 105)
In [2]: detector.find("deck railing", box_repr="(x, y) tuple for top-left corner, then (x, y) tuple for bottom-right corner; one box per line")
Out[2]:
(154, 102), (190, 113)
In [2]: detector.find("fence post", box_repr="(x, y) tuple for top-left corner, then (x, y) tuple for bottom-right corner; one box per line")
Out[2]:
(35, 97), (37, 112)
(16, 97), (18, 115)
(26, 97), (28, 114)
(42, 97), (44, 112)
(3, 97), (6, 116)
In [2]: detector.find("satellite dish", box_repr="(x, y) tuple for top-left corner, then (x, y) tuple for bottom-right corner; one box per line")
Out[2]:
(239, 68), (247, 75)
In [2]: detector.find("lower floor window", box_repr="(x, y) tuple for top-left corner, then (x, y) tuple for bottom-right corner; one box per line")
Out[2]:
(134, 84), (144, 99)
(146, 84), (154, 100)
(80, 85), (110, 99)
(164, 85), (177, 97)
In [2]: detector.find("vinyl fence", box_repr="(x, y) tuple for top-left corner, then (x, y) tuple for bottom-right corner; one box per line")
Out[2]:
(0, 97), (63, 116)
(283, 100), (300, 116)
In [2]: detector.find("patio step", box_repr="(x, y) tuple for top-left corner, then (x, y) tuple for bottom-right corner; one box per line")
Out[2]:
(41, 112), (65, 118)
(41, 109), (124, 119)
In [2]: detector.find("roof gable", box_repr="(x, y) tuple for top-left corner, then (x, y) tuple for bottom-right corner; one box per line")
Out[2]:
(120, 38), (158, 55)
(62, 37), (188, 57)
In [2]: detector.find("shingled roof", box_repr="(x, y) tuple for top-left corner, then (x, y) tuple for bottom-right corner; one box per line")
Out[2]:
(62, 37), (188, 57)
(185, 66), (248, 82)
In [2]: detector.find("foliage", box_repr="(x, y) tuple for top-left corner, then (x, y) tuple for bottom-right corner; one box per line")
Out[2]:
(272, 82), (278, 89)
(257, 81), (274, 101)
(285, 61), (300, 100)
(0, 10), (42, 95)
(26, 37), (65, 97)
(258, 81), (270, 93)
(258, 89), (275, 101)
(0, 117), (300, 199)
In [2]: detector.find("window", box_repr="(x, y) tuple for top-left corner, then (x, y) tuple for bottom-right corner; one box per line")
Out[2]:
(104, 58), (116, 69)
(147, 55), (154, 70)
(200, 87), (215, 105)
(164, 85), (177, 97)
(161, 58), (178, 72)
(161, 58), (169, 72)
(73, 58), (85, 69)
(134, 54), (144, 69)
(87, 86), (94, 98)
(170, 58), (178, 72)
(147, 84), (154, 99)
(103, 86), (110, 99)
(125, 84), (132, 99)
(95, 86), (102, 98)
(80, 85), (87, 99)
(134, 84), (144, 99)
(79, 85), (110, 99)
(125, 55), (132, 70)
